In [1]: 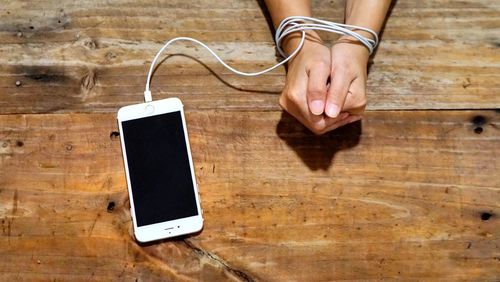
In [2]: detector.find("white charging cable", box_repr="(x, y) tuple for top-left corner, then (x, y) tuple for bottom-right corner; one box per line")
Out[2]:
(144, 16), (378, 103)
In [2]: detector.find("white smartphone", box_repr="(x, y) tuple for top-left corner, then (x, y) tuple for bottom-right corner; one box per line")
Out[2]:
(117, 97), (203, 242)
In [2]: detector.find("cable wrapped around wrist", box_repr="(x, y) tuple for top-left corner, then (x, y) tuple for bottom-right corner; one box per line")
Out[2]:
(275, 16), (378, 56)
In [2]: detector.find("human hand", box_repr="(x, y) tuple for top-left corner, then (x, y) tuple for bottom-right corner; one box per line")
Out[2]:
(279, 34), (361, 135)
(324, 38), (370, 118)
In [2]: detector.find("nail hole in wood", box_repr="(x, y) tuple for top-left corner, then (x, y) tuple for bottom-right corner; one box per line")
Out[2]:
(480, 212), (492, 221)
(16, 141), (24, 147)
(107, 201), (115, 213)
(472, 115), (486, 126)
(474, 127), (483, 134)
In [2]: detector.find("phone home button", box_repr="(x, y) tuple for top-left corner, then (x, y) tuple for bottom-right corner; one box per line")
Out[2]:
(145, 104), (154, 114)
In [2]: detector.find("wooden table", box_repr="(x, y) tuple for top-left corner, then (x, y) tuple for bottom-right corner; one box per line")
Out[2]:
(1, 0), (499, 280)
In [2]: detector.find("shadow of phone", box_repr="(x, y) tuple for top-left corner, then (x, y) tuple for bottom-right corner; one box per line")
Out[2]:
(276, 111), (362, 171)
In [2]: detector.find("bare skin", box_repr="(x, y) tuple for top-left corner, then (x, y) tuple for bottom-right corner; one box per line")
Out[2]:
(265, 0), (391, 134)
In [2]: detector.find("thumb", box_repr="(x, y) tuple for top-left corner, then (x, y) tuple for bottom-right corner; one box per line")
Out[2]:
(325, 69), (352, 118)
(306, 62), (330, 115)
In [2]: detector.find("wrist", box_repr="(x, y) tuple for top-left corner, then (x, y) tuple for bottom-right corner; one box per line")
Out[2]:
(336, 35), (372, 57)
(281, 30), (323, 56)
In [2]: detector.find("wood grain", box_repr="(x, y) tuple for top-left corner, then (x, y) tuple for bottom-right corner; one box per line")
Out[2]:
(1, 110), (498, 280)
(1, 0), (499, 280)
(0, 0), (499, 114)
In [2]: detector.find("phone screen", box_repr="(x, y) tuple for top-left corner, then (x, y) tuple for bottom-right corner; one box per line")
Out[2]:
(121, 111), (198, 227)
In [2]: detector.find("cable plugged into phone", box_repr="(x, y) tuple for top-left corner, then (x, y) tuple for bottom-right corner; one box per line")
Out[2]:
(120, 16), (378, 243)
(143, 16), (378, 103)
(144, 90), (152, 103)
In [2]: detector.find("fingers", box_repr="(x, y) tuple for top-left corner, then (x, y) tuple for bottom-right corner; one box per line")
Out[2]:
(287, 69), (324, 125)
(342, 77), (367, 115)
(278, 41), (368, 135)
(280, 86), (350, 135)
(281, 67), (353, 135)
(322, 114), (362, 133)
(325, 67), (353, 118)
(305, 112), (350, 135)
(306, 61), (330, 115)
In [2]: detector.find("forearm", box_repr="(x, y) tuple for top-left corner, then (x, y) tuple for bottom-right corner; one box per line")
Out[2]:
(345, 0), (392, 38)
(264, 0), (321, 55)
(264, 0), (312, 28)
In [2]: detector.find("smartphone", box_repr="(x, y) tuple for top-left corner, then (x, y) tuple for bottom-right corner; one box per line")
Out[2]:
(117, 97), (203, 242)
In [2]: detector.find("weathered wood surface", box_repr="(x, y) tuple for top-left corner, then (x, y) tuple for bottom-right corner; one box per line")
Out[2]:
(1, 111), (499, 280)
(0, 0), (499, 113)
(1, 0), (500, 280)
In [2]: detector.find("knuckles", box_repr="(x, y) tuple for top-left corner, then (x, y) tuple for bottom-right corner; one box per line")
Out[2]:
(280, 91), (329, 136)
(310, 59), (330, 71)
(285, 89), (303, 104)
(344, 91), (367, 111)
(357, 97), (367, 108)
(332, 64), (356, 78)
(307, 86), (326, 98)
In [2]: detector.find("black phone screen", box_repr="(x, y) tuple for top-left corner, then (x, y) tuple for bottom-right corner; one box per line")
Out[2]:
(121, 111), (198, 227)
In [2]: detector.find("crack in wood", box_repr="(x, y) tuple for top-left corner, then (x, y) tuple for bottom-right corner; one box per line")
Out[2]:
(12, 189), (18, 215)
(182, 239), (256, 282)
(88, 213), (100, 237)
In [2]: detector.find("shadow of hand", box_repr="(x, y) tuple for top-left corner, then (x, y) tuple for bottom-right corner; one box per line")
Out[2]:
(276, 111), (362, 171)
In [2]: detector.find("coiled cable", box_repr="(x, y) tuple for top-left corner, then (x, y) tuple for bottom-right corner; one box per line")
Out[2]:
(144, 16), (378, 102)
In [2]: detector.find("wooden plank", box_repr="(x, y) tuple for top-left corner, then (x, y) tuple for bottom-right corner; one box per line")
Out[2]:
(0, 110), (498, 280)
(0, 0), (499, 113)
